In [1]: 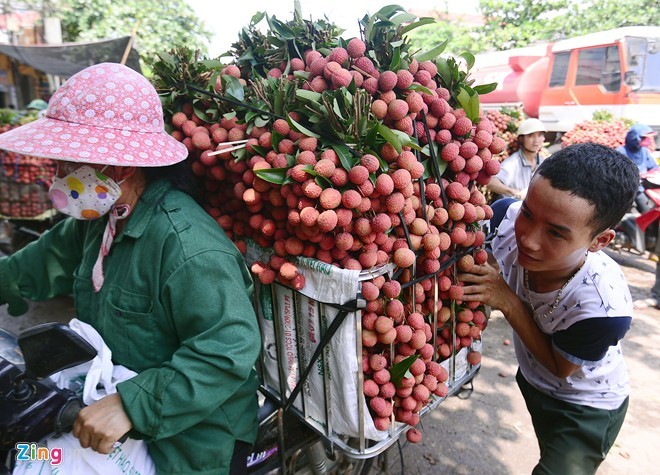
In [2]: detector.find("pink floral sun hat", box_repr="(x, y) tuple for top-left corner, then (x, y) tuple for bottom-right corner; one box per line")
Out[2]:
(0, 62), (188, 167)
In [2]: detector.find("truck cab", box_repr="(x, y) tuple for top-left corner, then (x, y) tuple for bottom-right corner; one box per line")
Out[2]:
(472, 27), (660, 138)
(540, 27), (660, 134)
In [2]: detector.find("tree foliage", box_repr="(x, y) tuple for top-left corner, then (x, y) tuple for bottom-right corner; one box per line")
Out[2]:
(25, 0), (212, 70)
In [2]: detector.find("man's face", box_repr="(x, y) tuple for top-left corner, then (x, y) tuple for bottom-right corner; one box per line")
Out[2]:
(514, 176), (605, 275)
(520, 131), (545, 154)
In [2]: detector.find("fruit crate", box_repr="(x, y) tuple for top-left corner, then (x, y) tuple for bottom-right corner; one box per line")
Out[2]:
(245, 241), (482, 457)
(0, 151), (55, 219)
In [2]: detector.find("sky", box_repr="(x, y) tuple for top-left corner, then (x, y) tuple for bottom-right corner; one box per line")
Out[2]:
(185, 0), (479, 58)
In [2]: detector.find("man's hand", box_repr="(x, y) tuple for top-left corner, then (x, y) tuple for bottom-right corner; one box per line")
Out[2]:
(72, 393), (133, 454)
(459, 262), (519, 313)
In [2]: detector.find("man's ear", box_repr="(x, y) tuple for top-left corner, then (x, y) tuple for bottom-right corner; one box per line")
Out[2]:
(588, 229), (615, 252)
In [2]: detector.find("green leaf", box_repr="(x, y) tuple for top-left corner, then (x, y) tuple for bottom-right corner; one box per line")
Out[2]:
(377, 124), (402, 154)
(375, 4), (406, 19)
(460, 52), (476, 71)
(268, 17), (297, 39)
(421, 159), (430, 179)
(293, 70), (310, 80)
(332, 98), (345, 121)
(473, 82), (498, 95)
(250, 11), (266, 25)
(436, 58), (452, 85)
(333, 143), (359, 170)
(296, 89), (323, 103)
(400, 17), (436, 36)
(389, 46), (401, 71)
(255, 116), (269, 128)
(192, 103), (211, 123)
(254, 167), (288, 185)
(222, 75), (245, 101)
(315, 175), (333, 188)
(200, 59), (225, 69)
(434, 153), (448, 177)
(250, 145), (269, 158)
(456, 87), (480, 122)
(271, 130), (283, 152)
(391, 129), (421, 151)
(414, 40), (447, 63)
(288, 115), (321, 139)
(391, 12), (417, 26)
(301, 164), (318, 176)
(408, 83), (433, 95)
(390, 355), (419, 388)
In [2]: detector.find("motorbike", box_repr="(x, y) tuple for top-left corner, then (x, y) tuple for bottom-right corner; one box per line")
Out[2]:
(0, 323), (97, 474)
(0, 324), (382, 475)
(612, 169), (660, 256)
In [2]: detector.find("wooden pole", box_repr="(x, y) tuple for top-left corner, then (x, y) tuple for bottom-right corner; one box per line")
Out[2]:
(120, 20), (141, 65)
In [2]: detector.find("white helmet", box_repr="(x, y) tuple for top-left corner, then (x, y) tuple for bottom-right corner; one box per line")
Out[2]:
(517, 118), (547, 136)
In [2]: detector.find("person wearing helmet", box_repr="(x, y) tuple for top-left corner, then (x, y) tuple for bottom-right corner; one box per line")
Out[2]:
(26, 98), (49, 119)
(26, 98), (48, 111)
(0, 64), (260, 474)
(616, 124), (658, 213)
(487, 118), (547, 201)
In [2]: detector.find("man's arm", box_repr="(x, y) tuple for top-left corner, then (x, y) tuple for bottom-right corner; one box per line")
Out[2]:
(459, 263), (582, 378)
(486, 176), (524, 199)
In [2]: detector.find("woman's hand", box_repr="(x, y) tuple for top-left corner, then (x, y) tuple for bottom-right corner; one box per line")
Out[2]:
(459, 262), (518, 313)
(72, 393), (133, 454)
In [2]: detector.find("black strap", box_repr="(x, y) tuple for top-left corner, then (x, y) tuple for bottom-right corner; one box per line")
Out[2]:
(283, 298), (360, 413)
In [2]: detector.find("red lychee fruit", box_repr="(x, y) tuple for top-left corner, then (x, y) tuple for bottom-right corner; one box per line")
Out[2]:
(348, 165), (370, 185)
(371, 99), (388, 119)
(489, 136), (507, 154)
(452, 117), (473, 136)
(392, 168), (412, 190)
(347, 38), (366, 58)
(319, 188), (342, 210)
(378, 70), (398, 92)
(329, 47), (349, 65)
(468, 351), (482, 365)
(459, 141), (479, 159)
(364, 379), (380, 397)
(474, 129), (493, 148)
(484, 159), (501, 176)
(361, 153), (380, 173)
(387, 99), (409, 121)
(396, 69), (414, 89)
(441, 142), (460, 162)
(393, 248), (415, 268)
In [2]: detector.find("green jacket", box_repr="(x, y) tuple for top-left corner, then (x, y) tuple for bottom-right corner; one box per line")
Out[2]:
(0, 180), (261, 474)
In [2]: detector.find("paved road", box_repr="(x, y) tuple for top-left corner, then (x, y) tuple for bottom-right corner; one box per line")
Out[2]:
(1, 247), (659, 475)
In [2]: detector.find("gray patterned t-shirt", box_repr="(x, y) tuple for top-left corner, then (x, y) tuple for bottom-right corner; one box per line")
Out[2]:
(492, 200), (631, 410)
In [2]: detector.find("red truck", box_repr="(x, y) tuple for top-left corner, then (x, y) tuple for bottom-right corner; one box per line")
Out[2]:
(471, 26), (660, 139)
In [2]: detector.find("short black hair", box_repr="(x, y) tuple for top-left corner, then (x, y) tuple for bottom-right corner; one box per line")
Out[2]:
(535, 142), (638, 236)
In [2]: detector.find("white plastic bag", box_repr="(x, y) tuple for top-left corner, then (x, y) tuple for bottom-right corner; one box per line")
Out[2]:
(12, 319), (155, 475)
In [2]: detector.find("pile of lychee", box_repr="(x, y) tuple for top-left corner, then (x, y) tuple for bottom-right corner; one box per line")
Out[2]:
(167, 37), (503, 443)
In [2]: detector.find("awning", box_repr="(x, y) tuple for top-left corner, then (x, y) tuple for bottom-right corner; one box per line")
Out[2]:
(0, 36), (141, 78)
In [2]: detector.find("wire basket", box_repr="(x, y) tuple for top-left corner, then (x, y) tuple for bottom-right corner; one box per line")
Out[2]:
(245, 241), (483, 458)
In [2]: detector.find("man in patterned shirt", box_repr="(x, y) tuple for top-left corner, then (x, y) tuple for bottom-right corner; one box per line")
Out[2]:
(460, 143), (639, 474)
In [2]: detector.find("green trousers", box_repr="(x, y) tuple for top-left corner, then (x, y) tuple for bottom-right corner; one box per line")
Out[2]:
(516, 369), (628, 475)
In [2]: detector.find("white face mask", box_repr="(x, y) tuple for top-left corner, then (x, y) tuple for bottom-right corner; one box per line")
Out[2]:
(48, 165), (123, 220)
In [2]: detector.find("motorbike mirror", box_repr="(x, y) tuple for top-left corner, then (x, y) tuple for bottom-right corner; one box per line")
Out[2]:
(18, 323), (97, 380)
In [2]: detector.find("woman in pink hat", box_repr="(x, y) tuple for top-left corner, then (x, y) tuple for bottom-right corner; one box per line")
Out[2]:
(0, 63), (260, 474)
